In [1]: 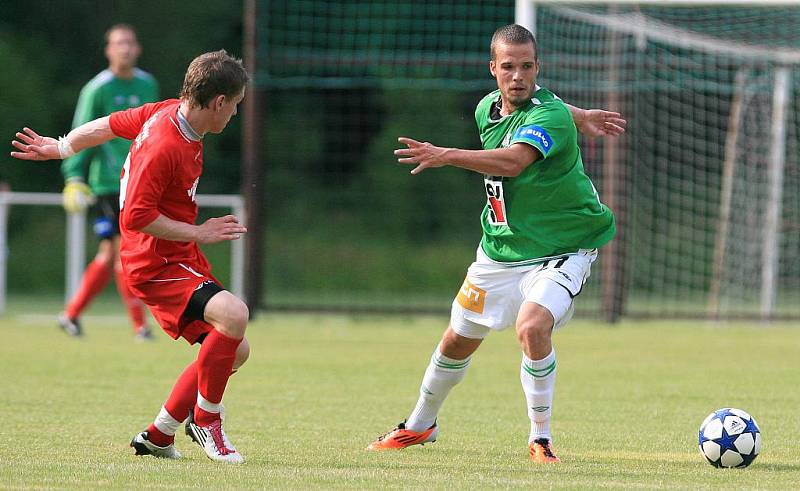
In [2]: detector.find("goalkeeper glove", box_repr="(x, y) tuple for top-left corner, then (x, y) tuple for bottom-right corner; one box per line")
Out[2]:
(62, 179), (95, 213)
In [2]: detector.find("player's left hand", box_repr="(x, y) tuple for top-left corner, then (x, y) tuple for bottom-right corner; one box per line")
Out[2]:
(395, 137), (449, 175)
(576, 110), (626, 138)
(10, 127), (60, 161)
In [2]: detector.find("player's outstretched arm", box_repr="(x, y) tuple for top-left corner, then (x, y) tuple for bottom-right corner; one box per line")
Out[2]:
(395, 137), (537, 177)
(10, 116), (116, 161)
(566, 104), (626, 138)
(138, 214), (247, 244)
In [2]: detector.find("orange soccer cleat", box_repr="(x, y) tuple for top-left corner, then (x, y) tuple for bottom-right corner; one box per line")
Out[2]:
(367, 421), (439, 451)
(529, 438), (561, 463)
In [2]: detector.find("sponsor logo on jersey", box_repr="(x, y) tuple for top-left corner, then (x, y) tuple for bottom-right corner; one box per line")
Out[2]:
(513, 125), (553, 155)
(456, 278), (486, 314)
(484, 176), (507, 225)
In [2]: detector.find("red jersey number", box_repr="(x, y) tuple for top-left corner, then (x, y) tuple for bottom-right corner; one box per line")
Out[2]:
(484, 177), (507, 226)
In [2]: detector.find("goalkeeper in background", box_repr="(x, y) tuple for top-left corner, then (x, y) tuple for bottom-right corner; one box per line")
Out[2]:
(60, 24), (159, 340)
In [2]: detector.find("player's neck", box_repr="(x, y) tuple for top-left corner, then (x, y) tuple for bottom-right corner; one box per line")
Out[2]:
(110, 64), (135, 80)
(179, 102), (209, 137)
(498, 97), (522, 117)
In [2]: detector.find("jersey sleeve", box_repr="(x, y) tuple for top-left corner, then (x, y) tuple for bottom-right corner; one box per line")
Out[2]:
(109, 99), (175, 140)
(121, 144), (175, 231)
(61, 83), (101, 182)
(509, 103), (573, 162)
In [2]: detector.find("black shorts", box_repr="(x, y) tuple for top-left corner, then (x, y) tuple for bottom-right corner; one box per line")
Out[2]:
(183, 280), (225, 344)
(93, 193), (120, 240)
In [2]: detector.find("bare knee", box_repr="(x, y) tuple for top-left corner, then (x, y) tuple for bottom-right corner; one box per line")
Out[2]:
(516, 303), (554, 357)
(439, 326), (482, 359)
(204, 291), (249, 339)
(233, 337), (250, 369)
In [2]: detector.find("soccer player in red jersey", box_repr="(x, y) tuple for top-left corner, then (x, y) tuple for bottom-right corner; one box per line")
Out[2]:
(11, 50), (250, 464)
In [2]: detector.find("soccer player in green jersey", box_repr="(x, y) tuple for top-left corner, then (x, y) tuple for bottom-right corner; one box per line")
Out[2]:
(368, 24), (624, 462)
(59, 24), (159, 340)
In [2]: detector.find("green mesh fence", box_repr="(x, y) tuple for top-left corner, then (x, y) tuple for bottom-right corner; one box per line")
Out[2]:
(258, 1), (513, 89)
(256, 1), (800, 319)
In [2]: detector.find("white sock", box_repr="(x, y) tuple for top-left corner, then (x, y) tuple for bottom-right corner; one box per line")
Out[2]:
(405, 347), (471, 432)
(520, 349), (557, 443)
(197, 392), (223, 414)
(153, 406), (182, 437)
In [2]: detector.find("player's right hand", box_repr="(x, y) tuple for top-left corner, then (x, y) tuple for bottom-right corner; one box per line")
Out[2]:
(62, 180), (96, 214)
(10, 127), (60, 161)
(196, 215), (247, 244)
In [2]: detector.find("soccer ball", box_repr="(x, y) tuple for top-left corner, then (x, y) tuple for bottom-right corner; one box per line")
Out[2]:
(698, 407), (761, 468)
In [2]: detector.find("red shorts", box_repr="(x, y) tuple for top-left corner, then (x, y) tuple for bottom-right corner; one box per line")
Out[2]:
(128, 262), (222, 344)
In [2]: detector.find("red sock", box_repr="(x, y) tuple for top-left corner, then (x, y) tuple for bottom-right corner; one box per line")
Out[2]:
(65, 259), (112, 319)
(195, 329), (242, 426)
(146, 424), (174, 447)
(113, 264), (146, 331)
(164, 361), (198, 423)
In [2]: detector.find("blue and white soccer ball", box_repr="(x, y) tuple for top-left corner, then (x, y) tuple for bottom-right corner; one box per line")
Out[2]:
(698, 407), (761, 468)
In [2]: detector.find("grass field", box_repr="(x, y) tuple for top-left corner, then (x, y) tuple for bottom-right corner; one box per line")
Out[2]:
(1, 302), (799, 489)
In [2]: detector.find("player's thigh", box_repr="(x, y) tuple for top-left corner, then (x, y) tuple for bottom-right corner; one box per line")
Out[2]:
(519, 251), (596, 330)
(450, 260), (524, 339)
(203, 290), (249, 338)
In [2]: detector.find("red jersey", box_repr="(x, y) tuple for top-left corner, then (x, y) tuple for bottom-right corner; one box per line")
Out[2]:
(110, 99), (210, 284)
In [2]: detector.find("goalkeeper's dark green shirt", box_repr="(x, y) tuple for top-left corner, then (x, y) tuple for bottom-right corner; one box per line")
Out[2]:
(475, 87), (616, 263)
(61, 68), (159, 196)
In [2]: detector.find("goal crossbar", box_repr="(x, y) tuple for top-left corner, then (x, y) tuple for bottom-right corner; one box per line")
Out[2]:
(547, 5), (800, 65)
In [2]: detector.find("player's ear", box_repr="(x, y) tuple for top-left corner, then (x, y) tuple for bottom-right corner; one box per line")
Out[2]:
(489, 60), (496, 78)
(213, 94), (226, 111)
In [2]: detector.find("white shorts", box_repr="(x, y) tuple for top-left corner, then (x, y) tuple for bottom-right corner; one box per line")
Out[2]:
(450, 246), (598, 339)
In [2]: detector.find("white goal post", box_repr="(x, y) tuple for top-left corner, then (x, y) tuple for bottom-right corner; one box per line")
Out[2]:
(516, 1), (800, 319)
(0, 191), (245, 315)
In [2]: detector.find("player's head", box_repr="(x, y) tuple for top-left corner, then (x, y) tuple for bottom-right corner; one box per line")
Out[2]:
(179, 50), (249, 134)
(105, 24), (141, 73)
(489, 24), (539, 111)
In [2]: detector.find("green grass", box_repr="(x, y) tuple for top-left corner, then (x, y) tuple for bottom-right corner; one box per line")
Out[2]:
(1, 304), (799, 489)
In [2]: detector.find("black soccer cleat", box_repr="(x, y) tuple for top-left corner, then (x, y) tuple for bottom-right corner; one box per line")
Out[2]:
(130, 431), (182, 459)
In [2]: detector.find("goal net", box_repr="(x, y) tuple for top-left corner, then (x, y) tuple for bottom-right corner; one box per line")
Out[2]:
(520, 2), (800, 319)
(254, 0), (800, 320)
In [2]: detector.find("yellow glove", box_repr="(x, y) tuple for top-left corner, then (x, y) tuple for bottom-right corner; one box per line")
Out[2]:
(62, 180), (95, 214)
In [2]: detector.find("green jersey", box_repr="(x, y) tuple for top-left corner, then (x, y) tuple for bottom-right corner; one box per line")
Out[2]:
(475, 87), (615, 263)
(61, 68), (159, 196)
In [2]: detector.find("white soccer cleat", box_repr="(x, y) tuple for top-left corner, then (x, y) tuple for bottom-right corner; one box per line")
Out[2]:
(58, 312), (82, 337)
(130, 431), (182, 459)
(185, 414), (244, 464)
